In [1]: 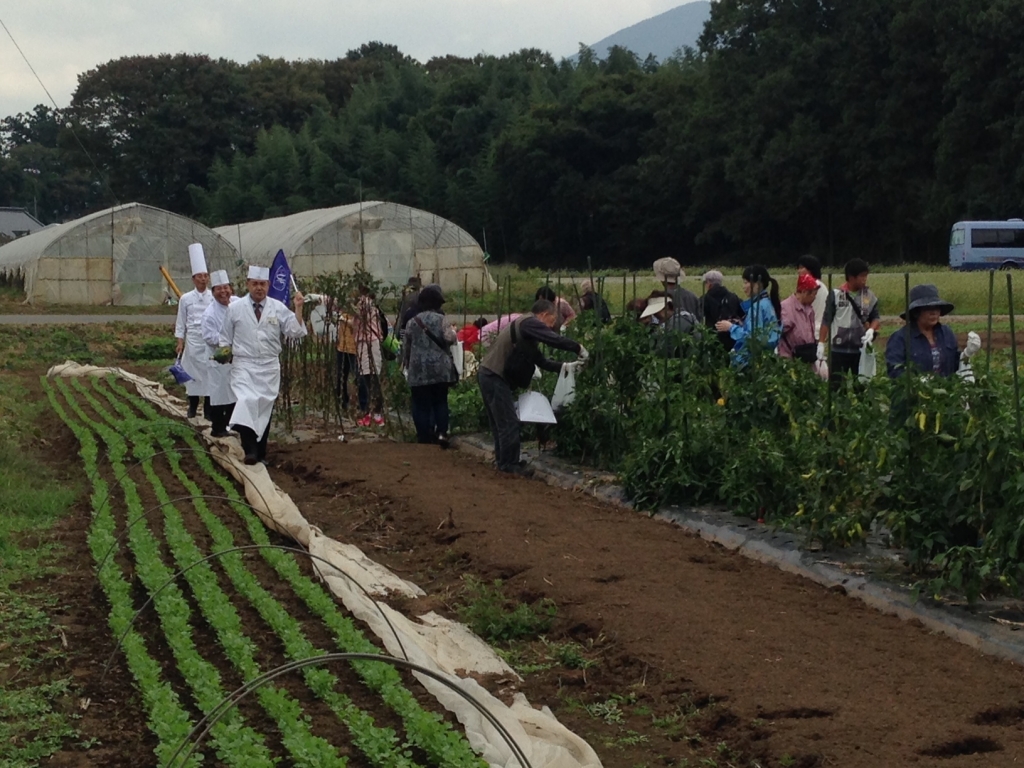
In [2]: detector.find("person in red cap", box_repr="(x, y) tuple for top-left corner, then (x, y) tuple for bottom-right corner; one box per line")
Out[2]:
(778, 273), (820, 363)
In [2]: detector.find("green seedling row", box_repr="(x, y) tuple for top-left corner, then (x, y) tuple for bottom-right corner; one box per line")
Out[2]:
(44, 378), (201, 768)
(104, 378), (489, 768)
(60, 378), (276, 766)
(69, 378), (347, 767)
(87, 379), (419, 768)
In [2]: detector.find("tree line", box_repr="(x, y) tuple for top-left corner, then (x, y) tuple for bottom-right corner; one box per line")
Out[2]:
(3, 0), (1024, 269)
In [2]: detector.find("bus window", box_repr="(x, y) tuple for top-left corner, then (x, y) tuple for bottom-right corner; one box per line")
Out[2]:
(971, 228), (1024, 248)
(950, 229), (965, 246)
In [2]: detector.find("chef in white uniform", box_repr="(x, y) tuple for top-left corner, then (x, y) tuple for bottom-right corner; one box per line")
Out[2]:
(200, 270), (238, 437)
(219, 265), (306, 464)
(173, 244), (213, 418)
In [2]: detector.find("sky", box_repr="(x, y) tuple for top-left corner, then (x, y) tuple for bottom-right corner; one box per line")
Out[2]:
(0, 0), (691, 118)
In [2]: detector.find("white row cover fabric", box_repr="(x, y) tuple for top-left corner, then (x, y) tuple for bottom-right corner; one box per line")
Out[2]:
(47, 360), (603, 768)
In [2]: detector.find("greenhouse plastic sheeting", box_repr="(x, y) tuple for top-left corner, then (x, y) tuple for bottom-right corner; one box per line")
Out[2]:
(47, 360), (603, 768)
(1, 203), (238, 305)
(214, 201), (496, 294)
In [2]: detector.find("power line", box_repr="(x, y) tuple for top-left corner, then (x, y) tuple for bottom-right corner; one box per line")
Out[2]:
(0, 15), (121, 208)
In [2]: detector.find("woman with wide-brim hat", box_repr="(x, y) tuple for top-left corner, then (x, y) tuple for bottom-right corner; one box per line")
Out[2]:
(884, 284), (959, 378)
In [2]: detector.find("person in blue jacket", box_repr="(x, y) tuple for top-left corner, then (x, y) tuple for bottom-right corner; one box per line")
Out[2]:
(884, 284), (960, 378)
(714, 264), (782, 366)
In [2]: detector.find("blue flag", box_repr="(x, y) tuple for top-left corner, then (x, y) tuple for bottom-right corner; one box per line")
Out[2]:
(268, 249), (291, 304)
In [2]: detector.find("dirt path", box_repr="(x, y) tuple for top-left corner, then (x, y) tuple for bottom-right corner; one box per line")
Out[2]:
(270, 440), (1024, 768)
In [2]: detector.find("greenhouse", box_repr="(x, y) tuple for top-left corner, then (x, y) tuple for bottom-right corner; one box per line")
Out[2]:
(216, 202), (495, 293)
(0, 203), (239, 305)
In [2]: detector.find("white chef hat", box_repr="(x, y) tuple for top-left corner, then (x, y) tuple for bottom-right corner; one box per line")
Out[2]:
(188, 243), (208, 275)
(247, 265), (270, 280)
(210, 269), (230, 287)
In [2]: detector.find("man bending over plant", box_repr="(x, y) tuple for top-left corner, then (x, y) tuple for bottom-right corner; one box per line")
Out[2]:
(477, 299), (587, 477)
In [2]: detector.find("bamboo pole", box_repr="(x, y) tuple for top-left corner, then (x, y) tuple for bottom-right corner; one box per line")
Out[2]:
(622, 271), (627, 318)
(160, 266), (182, 299)
(986, 269), (995, 376)
(825, 272), (833, 422)
(1007, 273), (1023, 446)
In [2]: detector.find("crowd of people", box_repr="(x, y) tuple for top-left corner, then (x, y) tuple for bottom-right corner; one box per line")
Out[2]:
(172, 246), (980, 475)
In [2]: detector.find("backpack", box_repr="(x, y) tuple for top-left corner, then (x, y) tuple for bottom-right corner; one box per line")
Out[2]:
(503, 318), (537, 389)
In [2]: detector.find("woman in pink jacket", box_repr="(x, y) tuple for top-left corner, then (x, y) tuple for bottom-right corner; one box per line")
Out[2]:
(778, 273), (819, 363)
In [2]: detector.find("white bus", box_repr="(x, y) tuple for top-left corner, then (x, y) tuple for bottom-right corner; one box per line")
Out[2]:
(949, 219), (1024, 270)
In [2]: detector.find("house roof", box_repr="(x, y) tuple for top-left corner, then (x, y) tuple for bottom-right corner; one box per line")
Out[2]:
(0, 207), (44, 241)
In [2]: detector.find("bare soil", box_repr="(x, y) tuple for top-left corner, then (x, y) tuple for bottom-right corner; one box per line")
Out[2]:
(267, 438), (1024, 768)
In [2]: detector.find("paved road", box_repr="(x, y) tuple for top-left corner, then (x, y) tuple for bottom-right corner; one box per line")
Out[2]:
(0, 314), (174, 325)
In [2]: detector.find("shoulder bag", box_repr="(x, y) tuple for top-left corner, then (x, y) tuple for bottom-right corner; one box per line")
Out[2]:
(413, 316), (458, 386)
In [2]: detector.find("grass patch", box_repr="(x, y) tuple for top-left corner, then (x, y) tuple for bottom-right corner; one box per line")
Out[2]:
(0, 374), (80, 765)
(0, 323), (174, 371)
(456, 577), (556, 644)
(436, 264), (1024, 319)
(117, 335), (178, 361)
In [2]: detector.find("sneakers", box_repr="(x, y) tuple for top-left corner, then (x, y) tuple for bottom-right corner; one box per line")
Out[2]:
(437, 433), (450, 450)
(357, 414), (373, 428)
(372, 413), (385, 426)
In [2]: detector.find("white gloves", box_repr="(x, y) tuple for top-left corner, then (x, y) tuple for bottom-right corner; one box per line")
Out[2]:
(862, 328), (876, 348)
(563, 361), (582, 374)
(816, 342), (826, 362)
(578, 345), (589, 362)
(963, 331), (981, 360)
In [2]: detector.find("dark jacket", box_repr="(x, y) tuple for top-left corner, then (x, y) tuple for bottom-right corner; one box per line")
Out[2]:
(702, 284), (744, 350)
(670, 285), (702, 321)
(884, 323), (959, 378)
(581, 291), (612, 324)
(480, 315), (582, 382)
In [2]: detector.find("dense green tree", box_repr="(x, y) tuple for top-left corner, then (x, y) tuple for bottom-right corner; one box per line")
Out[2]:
(8, 3), (1024, 267)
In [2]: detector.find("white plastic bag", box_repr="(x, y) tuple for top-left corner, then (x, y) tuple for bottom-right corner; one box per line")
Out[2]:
(550, 364), (576, 411)
(516, 391), (557, 423)
(858, 344), (877, 381)
(452, 340), (465, 379)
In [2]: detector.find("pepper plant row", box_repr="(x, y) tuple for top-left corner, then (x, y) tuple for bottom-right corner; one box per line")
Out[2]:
(558, 314), (1024, 600)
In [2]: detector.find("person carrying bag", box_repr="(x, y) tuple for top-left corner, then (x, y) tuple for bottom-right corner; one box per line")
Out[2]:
(477, 299), (587, 476)
(402, 285), (458, 447)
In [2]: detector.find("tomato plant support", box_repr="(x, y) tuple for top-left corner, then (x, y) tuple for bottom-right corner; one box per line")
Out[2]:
(986, 269), (995, 376)
(622, 270), (627, 318)
(1007, 272), (1023, 446)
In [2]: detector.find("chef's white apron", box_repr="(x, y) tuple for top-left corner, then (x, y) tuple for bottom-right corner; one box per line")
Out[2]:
(229, 356), (280, 437)
(206, 346), (235, 406)
(181, 333), (209, 397)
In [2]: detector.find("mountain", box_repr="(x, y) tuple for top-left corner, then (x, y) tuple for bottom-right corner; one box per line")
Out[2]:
(580, 1), (711, 62)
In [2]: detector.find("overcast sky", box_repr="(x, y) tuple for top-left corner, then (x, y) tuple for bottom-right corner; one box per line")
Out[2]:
(1, 0), (691, 118)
